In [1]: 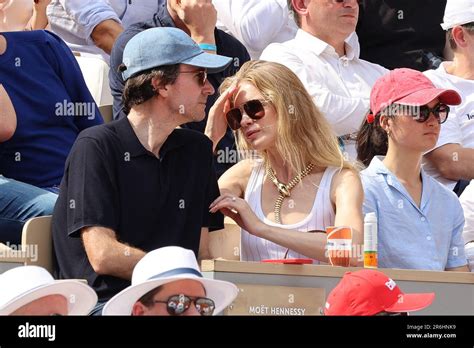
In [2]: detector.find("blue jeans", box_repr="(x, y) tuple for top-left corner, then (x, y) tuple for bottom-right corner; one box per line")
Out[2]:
(0, 176), (58, 245)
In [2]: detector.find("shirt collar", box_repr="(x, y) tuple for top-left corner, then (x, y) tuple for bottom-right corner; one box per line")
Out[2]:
(113, 117), (189, 159)
(345, 32), (360, 60)
(367, 156), (432, 211)
(295, 29), (360, 59)
(367, 156), (390, 175)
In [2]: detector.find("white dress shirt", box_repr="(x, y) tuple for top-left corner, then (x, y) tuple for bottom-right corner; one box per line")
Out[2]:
(423, 63), (474, 189)
(213, 0), (297, 59)
(47, 0), (163, 62)
(261, 29), (388, 160)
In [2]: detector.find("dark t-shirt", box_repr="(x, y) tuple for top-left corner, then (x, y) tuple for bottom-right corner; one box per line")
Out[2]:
(356, 0), (447, 71)
(0, 30), (102, 188)
(52, 117), (221, 301)
(109, 4), (251, 176)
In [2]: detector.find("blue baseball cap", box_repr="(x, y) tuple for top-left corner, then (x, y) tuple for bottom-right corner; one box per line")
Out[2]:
(121, 27), (233, 81)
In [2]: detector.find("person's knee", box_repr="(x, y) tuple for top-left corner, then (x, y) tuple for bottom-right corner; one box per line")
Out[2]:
(25, 191), (58, 217)
(0, 177), (58, 220)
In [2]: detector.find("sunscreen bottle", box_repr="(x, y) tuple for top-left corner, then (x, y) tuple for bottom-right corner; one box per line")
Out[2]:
(364, 212), (378, 268)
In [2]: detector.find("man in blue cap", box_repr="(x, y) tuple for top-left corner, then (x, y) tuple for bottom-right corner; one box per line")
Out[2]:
(52, 27), (232, 315)
(109, 0), (250, 177)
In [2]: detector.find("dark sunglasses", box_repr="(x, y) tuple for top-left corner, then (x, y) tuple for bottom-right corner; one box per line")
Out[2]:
(153, 294), (215, 316)
(226, 99), (267, 130)
(414, 103), (450, 124)
(179, 70), (208, 86)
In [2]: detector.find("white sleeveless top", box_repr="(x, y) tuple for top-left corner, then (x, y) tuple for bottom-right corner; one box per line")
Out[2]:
(241, 163), (338, 262)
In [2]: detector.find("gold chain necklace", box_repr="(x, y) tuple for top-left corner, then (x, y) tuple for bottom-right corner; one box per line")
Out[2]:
(266, 162), (315, 224)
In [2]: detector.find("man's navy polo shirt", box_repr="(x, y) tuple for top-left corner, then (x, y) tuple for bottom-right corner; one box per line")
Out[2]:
(52, 117), (220, 301)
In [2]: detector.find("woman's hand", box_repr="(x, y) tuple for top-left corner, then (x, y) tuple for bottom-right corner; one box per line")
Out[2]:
(209, 194), (266, 236)
(205, 83), (237, 152)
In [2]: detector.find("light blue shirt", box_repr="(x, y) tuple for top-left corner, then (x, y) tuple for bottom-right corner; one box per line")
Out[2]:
(361, 156), (467, 270)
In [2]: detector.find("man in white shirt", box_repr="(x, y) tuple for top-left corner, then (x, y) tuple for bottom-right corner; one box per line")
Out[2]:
(47, 0), (163, 63)
(423, 0), (474, 194)
(260, 0), (387, 160)
(212, 0), (297, 59)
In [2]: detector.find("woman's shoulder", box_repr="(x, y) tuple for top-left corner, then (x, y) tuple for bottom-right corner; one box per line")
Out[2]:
(219, 158), (263, 195)
(330, 166), (362, 183)
(328, 166), (363, 195)
(425, 172), (462, 204)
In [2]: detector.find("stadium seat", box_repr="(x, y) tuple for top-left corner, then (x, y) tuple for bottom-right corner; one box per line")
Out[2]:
(0, 216), (53, 273)
(209, 217), (240, 260)
(75, 55), (113, 123)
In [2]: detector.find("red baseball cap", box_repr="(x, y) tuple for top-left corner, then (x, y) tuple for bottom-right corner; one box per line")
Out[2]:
(324, 270), (435, 316)
(367, 68), (461, 123)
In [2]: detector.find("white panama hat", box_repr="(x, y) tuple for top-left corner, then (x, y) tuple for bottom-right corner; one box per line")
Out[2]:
(0, 266), (97, 315)
(441, 0), (474, 30)
(103, 246), (238, 315)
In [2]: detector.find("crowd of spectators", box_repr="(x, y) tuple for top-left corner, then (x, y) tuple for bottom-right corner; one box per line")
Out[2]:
(0, 0), (473, 316)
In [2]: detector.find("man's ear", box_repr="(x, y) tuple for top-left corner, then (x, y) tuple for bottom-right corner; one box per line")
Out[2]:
(131, 302), (146, 316)
(291, 0), (310, 18)
(451, 26), (469, 49)
(152, 77), (169, 98)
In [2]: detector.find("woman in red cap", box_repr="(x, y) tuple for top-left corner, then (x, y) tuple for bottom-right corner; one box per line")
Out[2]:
(357, 68), (469, 272)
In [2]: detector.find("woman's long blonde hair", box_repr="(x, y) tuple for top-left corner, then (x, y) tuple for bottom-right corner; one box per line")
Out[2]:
(220, 60), (352, 175)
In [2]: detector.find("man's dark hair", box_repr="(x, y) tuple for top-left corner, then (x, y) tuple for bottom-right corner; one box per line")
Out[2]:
(287, 0), (301, 27)
(447, 22), (474, 50)
(121, 64), (180, 112)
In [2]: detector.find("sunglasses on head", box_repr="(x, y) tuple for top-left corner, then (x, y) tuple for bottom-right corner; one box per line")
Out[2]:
(153, 294), (215, 316)
(179, 69), (208, 86)
(226, 99), (267, 130)
(413, 103), (450, 124)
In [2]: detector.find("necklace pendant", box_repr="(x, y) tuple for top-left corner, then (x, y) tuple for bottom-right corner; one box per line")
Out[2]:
(278, 183), (291, 197)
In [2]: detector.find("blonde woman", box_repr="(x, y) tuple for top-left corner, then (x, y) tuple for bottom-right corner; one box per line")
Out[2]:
(207, 60), (363, 264)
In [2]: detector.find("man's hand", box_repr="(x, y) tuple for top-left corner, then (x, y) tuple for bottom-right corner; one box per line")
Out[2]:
(176, 0), (216, 44)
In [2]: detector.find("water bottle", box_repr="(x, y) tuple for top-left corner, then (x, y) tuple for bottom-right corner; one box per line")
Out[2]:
(364, 212), (378, 268)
